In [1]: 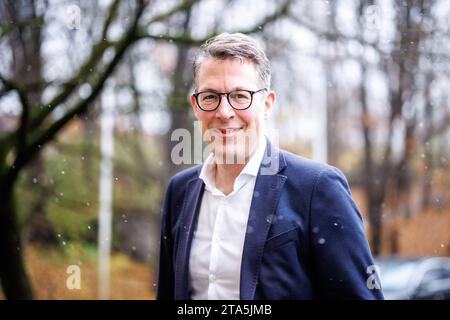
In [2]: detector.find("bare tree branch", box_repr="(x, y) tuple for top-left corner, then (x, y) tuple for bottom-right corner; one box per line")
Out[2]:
(0, 74), (31, 152)
(423, 112), (450, 141)
(5, 0), (147, 185)
(101, 0), (121, 40)
(143, 0), (198, 27)
(237, 0), (291, 34)
(0, 15), (44, 40)
(28, 0), (122, 130)
(136, 0), (292, 44)
(288, 11), (450, 62)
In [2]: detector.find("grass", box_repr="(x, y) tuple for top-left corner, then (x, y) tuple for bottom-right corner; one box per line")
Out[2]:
(22, 242), (155, 300)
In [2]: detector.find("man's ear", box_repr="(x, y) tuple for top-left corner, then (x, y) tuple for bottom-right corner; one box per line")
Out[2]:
(190, 94), (200, 118)
(263, 90), (276, 119)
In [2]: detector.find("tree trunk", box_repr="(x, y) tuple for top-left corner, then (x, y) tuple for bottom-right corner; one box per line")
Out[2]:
(367, 191), (383, 255)
(26, 155), (57, 244)
(0, 179), (33, 299)
(422, 73), (434, 210)
(163, 9), (193, 179)
(389, 226), (399, 254)
(359, 57), (384, 255)
(5, 0), (56, 244)
(325, 0), (338, 165)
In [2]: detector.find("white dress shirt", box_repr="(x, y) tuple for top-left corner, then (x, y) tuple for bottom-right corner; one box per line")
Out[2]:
(188, 138), (267, 300)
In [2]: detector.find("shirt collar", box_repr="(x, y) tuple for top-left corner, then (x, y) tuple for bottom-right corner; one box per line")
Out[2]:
(240, 135), (266, 177)
(199, 136), (267, 193)
(198, 153), (216, 192)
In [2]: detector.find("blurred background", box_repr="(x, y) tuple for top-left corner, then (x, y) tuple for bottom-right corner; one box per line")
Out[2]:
(0, 0), (449, 300)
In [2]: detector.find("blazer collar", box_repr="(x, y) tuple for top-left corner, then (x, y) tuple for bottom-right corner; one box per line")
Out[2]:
(174, 176), (204, 299)
(174, 139), (287, 300)
(240, 140), (287, 299)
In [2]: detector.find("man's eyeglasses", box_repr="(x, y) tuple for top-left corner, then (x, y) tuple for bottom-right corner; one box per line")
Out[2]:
(192, 88), (267, 112)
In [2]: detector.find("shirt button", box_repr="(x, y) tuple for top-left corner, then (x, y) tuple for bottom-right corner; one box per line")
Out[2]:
(209, 274), (216, 282)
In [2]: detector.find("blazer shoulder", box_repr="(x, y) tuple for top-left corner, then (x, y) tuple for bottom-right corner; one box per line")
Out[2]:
(162, 164), (202, 223)
(277, 149), (351, 198)
(280, 149), (339, 178)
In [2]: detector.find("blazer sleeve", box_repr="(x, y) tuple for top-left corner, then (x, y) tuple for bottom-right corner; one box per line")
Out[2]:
(309, 167), (384, 299)
(156, 178), (175, 300)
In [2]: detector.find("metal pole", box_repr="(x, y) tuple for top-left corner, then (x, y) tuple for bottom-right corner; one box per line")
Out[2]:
(98, 88), (115, 300)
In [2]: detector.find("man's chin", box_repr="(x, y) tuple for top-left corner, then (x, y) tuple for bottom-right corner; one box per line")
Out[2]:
(212, 146), (246, 165)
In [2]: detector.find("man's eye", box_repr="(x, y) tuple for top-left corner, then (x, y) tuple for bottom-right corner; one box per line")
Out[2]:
(232, 92), (250, 100)
(202, 94), (217, 101)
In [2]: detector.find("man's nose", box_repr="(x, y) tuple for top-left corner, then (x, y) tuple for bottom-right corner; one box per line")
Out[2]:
(215, 95), (235, 119)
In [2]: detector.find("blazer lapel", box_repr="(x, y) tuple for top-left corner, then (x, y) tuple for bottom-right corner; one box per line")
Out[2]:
(174, 173), (204, 299)
(240, 141), (287, 300)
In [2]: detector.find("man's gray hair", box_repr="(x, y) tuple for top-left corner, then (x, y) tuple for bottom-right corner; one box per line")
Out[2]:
(192, 33), (271, 91)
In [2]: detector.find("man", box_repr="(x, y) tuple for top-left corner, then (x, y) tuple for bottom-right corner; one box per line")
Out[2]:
(157, 33), (383, 300)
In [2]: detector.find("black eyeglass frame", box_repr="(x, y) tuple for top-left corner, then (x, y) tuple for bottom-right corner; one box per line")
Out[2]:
(192, 88), (267, 112)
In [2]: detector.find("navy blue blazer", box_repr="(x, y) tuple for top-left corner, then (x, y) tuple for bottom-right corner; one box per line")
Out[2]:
(157, 140), (384, 300)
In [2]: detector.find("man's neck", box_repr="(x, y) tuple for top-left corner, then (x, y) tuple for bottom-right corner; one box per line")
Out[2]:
(212, 135), (265, 195)
(215, 161), (247, 196)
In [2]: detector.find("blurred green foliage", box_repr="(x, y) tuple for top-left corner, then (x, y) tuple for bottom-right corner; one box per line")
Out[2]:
(15, 123), (164, 260)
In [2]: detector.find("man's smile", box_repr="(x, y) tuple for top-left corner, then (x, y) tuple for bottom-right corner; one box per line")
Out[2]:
(214, 127), (245, 138)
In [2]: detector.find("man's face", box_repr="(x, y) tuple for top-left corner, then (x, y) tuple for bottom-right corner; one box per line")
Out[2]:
(191, 58), (275, 164)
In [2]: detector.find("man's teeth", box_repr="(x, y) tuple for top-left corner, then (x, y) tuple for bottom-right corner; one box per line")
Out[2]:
(221, 128), (240, 133)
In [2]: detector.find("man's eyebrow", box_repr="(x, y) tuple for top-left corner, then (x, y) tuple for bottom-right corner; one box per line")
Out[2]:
(198, 86), (252, 92)
(198, 88), (219, 92)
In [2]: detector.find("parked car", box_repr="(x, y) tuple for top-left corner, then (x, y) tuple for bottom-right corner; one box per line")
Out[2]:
(375, 256), (450, 300)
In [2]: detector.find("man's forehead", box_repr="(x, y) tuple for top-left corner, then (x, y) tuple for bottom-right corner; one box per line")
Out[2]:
(197, 86), (253, 92)
(199, 56), (256, 70)
(197, 58), (259, 90)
